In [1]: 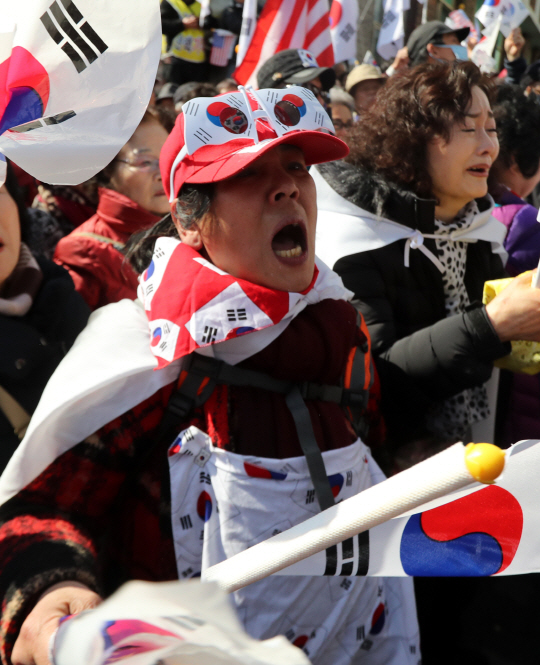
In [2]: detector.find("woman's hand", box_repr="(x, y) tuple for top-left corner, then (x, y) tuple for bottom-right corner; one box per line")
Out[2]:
(486, 271), (540, 342)
(182, 16), (199, 29)
(504, 27), (525, 62)
(12, 582), (102, 665)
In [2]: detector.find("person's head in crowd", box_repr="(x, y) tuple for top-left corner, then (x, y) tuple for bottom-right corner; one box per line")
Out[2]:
(520, 61), (540, 96)
(216, 78), (238, 94)
(347, 61), (498, 221)
(345, 64), (385, 116)
(174, 82), (218, 114)
(333, 62), (349, 88)
(488, 85), (540, 199)
(406, 21), (470, 67)
(329, 88), (355, 140)
(129, 89), (348, 292)
(256, 48), (335, 107)
(97, 110), (170, 216)
(155, 82), (179, 114)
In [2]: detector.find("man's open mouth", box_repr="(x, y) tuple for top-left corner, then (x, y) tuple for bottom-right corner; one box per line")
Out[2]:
(271, 223), (307, 259)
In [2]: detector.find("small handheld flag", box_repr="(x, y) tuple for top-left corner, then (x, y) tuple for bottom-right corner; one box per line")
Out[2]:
(204, 442), (505, 592)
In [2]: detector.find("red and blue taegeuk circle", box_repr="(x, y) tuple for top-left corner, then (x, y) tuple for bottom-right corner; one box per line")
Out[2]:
(206, 101), (248, 134)
(197, 490), (213, 522)
(0, 46), (50, 135)
(399, 485), (523, 576)
(151, 327), (162, 347)
(244, 461), (287, 480)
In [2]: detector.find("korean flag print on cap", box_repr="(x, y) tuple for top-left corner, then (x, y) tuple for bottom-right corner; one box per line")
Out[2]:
(182, 90), (257, 157)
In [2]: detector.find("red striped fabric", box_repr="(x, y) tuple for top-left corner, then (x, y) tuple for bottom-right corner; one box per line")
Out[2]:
(234, 0), (334, 87)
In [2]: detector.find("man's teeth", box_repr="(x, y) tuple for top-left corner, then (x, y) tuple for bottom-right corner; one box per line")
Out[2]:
(275, 245), (302, 258)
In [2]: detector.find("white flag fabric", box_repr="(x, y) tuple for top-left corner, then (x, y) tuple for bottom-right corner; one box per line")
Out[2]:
(499, 0), (529, 37)
(471, 13), (501, 73)
(475, 0), (501, 27)
(329, 0), (358, 63)
(236, 0), (258, 67)
(376, 0), (410, 61)
(52, 581), (311, 665)
(0, 0), (161, 185)
(275, 439), (540, 578)
(234, 0), (334, 88)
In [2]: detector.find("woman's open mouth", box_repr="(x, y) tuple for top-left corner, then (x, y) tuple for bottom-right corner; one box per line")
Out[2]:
(271, 222), (307, 260)
(467, 165), (490, 177)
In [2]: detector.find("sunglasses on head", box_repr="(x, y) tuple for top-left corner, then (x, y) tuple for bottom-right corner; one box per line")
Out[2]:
(169, 85), (336, 201)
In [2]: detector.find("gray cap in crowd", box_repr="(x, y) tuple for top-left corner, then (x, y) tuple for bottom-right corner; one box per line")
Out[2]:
(257, 48), (336, 90)
(406, 21), (470, 66)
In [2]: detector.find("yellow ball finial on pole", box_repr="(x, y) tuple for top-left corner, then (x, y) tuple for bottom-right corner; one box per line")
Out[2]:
(464, 443), (505, 484)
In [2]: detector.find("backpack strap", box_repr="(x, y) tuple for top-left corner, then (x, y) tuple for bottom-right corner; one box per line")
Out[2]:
(341, 309), (374, 439)
(160, 340), (372, 512)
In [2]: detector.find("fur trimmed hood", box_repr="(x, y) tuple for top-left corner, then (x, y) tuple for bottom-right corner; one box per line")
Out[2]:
(313, 161), (508, 271)
(316, 160), (494, 230)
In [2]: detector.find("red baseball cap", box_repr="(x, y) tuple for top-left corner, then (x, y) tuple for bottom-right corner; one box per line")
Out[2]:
(160, 100), (349, 201)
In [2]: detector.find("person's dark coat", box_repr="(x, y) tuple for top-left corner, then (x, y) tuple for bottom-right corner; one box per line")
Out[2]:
(0, 258), (90, 469)
(316, 161), (510, 454)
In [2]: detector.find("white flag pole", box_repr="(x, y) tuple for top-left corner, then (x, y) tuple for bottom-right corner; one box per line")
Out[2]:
(203, 442), (505, 593)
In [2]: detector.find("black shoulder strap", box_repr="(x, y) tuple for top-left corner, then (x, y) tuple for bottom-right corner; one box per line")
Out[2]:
(162, 348), (371, 512)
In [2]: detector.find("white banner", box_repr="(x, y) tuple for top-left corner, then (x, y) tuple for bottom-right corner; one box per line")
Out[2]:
(0, 0), (161, 185)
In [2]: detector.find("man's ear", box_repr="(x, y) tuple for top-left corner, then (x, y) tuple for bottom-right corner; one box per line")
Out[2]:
(170, 199), (203, 249)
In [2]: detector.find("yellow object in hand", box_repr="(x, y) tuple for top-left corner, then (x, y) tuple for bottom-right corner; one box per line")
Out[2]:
(483, 276), (540, 374)
(464, 442), (505, 484)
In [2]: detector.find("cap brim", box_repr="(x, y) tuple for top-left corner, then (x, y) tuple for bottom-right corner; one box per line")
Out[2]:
(182, 131), (349, 187)
(436, 25), (470, 43)
(285, 67), (336, 90)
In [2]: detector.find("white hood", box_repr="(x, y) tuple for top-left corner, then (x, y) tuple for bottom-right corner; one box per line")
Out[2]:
(313, 165), (508, 272)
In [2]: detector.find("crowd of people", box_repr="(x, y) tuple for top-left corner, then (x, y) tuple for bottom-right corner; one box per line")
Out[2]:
(3, 5), (540, 665)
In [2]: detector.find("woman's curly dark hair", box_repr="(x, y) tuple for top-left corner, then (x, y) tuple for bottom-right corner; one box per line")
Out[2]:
(490, 84), (540, 181)
(346, 61), (496, 200)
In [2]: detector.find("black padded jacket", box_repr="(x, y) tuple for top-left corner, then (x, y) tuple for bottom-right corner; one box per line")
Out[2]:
(316, 161), (511, 451)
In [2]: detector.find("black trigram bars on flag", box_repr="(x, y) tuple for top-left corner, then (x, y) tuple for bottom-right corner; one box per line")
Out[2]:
(323, 531), (369, 576)
(41, 0), (108, 73)
(10, 110), (76, 133)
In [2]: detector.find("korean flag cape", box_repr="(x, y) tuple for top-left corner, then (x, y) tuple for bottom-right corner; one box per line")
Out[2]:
(312, 166), (508, 273)
(0, 243), (351, 504)
(0, 0), (161, 185)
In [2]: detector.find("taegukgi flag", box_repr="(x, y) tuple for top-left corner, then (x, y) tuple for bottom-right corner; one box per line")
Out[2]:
(329, 0), (358, 63)
(377, 0), (410, 61)
(276, 439), (540, 578)
(0, 0), (161, 186)
(499, 0), (529, 37)
(476, 0), (501, 27)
